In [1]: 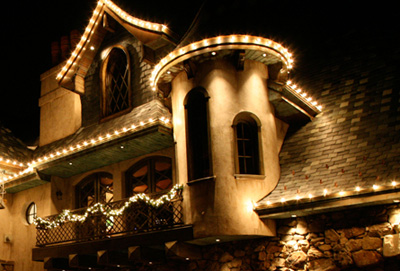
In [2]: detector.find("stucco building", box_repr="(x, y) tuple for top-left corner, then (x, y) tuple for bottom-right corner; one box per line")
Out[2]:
(0, 1), (399, 270)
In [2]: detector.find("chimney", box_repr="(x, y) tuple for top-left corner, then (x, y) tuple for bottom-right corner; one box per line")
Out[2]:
(60, 35), (70, 61)
(51, 41), (60, 66)
(50, 30), (81, 67)
(70, 29), (81, 49)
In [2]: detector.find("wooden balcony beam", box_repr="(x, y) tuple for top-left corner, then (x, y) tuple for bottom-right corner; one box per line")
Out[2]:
(165, 241), (202, 260)
(69, 254), (98, 269)
(43, 257), (69, 270)
(97, 250), (132, 267)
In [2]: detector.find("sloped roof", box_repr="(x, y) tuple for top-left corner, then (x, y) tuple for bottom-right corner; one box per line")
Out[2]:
(56, 0), (181, 92)
(0, 123), (32, 170)
(256, 31), (400, 217)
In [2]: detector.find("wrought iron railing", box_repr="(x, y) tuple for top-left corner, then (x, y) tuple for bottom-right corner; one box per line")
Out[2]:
(35, 192), (183, 247)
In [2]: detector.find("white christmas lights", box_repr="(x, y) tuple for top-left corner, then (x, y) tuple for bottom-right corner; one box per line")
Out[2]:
(34, 184), (183, 229)
(286, 80), (322, 112)
(258, 181), (400, 210)
(57, 0), (171, 83)
(150, 34), (294, 90)
(1, 117), (171, 184)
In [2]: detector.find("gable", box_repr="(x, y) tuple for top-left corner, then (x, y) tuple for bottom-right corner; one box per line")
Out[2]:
(56, 0), (177, 94)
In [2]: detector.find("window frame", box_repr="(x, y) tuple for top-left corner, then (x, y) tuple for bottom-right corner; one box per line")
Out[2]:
(125, 156), (173, 197)
(232, 112), (263, 176)
(26, 202), (37, 225)
(100, 45), (132, 121)
(184, 87), (213, 182)
(75, 172), (114, 209)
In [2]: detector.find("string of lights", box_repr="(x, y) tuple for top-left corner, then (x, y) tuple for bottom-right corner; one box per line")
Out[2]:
(34, 184), (183, 229)
(0, 117), (171, 184)
(257, 181), (399, 209)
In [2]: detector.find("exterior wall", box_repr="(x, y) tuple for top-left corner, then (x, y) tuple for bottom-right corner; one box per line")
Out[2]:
(0, 148), (174, 270)
(50, 147), (174, 213)
(0, 183), (54, 271)
(0, 196), (12, 261)
(39, 65), (82, 146)
(171, 59), (288, 239)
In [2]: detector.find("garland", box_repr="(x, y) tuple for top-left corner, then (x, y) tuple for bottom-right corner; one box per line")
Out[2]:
(34, 184), (183, 229)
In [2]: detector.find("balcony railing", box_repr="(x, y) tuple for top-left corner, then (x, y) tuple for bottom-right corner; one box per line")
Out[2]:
(35, 190), (183, 247)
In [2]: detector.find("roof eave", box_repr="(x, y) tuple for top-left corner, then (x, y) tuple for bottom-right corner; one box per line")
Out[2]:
(255, 188), (400, 219)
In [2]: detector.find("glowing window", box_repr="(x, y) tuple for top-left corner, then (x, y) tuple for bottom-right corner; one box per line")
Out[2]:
(126, 157), (173, 196)
(102, 47), (131, 118)
(233, 113), (261, 174)
(76, 172), (114, 208)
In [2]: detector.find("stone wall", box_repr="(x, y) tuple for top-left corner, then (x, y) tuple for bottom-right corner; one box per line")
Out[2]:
(181, 204), (400, 271)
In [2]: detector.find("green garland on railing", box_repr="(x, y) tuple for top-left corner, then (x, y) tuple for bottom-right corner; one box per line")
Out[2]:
(34, 184), (183, 230)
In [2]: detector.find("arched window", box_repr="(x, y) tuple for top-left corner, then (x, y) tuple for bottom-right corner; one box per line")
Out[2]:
(185, 88), (212, 181)
(233, 113), (261, 175)
(125, 157), (173, 197)
(102, 47), (131, 118)
(76, 172), (114, 208)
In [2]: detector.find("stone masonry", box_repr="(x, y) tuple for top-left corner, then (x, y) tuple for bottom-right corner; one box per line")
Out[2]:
(183, 204), (400, 271)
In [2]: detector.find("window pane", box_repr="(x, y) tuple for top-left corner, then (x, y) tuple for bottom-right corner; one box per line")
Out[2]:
(236, 119), (260, 174)
(186, 89), (211, 180)
(104, 48), (130, 117)
(133, 184), (148, 193)
(76, 173), (114, 208)
(126, 157), (173, 196)
(26, 202), (37, 225)
(131, 164), (149, 194)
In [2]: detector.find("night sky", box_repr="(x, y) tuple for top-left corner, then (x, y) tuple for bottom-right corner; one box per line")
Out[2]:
(0, 0), (397, 145)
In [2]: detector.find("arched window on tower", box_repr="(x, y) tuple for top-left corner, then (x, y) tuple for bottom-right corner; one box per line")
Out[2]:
(184, 88), (212, 181)
(101, 46), (131, 118)
(233, 113), (262, 175)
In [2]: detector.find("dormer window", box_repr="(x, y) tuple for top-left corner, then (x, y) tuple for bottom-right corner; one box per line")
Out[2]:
(101, 46), (131, 118)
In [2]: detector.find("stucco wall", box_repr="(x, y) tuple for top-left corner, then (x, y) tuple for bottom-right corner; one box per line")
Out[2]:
(51, 147), (175, 213)
(39, 65), (82, 146)
(0, 183), (53, 271)
(171, 59), (288, 239)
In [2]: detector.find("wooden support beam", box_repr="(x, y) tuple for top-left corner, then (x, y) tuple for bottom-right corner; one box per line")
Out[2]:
(165, 241), (202, 260)
(183, 59), (196, 79)
(69, 254), (97, 268)
(233, 50), (245, 71)
(97, 250), (132, 267)
(43, 257), (69, 270)
(128, 245), (165, 263)
(140, 246), (165, 262)
(128, 246), (141, 261)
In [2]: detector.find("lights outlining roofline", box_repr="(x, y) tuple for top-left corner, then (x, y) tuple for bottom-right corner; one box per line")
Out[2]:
(255, 181), (400, 210)
(286, 80), (322, 112)
(150, 34), (294, 91)
(102, 0), (169, 33)
(56, 0), (173, 85)
(1, 117), (171, 184)
(56, 0), (104, 83)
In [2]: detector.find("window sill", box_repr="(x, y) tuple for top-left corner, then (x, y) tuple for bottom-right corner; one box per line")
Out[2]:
(234, 174), (265, 180)
(187, 176), (216, 186)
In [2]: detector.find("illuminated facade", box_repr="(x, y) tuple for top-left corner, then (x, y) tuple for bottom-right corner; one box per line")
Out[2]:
(0, 1), (399, 270)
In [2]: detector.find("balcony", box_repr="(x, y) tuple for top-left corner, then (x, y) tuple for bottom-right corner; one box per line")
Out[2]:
(36, 189), (184, 247)
(32, 187), (194, 266)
